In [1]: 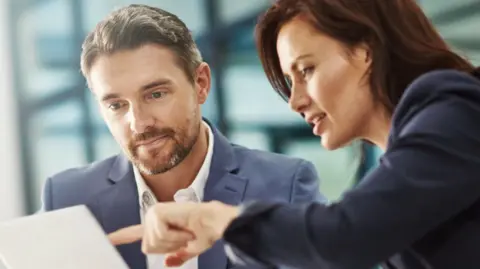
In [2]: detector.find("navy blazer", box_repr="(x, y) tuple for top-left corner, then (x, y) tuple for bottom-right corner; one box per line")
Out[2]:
(42, 124), (325, 269)
(223, 70), (480, 269)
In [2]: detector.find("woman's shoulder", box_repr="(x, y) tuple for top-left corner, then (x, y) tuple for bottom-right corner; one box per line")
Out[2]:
(389, 69), (480, 144)
(400, 69), (480, 107)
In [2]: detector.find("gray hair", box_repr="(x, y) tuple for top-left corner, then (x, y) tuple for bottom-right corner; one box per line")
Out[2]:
(80, 4), (203, 83)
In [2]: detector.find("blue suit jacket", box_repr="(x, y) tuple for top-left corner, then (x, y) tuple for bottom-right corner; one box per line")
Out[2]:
(43, 125), (325, 269)
(222, 70), (480, 269)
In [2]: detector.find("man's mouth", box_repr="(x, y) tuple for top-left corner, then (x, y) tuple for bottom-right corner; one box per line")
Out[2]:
(135, 135), (169, 148)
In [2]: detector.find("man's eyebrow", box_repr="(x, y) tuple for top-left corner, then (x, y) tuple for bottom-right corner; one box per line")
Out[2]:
(101, 93), (119, 102)
(140, 79), (173, 91)
(100, 79), (173, 102)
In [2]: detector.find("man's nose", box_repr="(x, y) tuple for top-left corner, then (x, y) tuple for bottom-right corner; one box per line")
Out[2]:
(128, 106), (155, 134)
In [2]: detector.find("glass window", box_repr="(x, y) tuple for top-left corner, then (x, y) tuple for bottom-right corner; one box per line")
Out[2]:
(284, 140), (361, 201)
(224, 64), (303, 125)
(81, 0), (207, 36)
(29, 99), (83, 132)
(420, 0), (478, 15)
(421, 0), (480, 63)
(218, 0), (269, 24)
(28, 99), (87, 211)
(31, 135), (88, 211)
(16, 0), (78, 100)
(228, 129), (271, 151)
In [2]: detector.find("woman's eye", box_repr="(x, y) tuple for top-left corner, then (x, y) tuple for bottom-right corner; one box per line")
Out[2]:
(300, 66), (314, 78)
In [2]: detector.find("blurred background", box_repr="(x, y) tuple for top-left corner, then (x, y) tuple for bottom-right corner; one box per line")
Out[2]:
(0, 0), (479, 220)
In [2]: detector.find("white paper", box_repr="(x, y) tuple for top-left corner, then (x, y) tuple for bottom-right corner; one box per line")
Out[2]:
(0, 205), (129, 269)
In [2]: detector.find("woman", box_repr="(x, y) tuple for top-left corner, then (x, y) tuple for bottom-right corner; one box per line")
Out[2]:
(109, 0), (480, 268)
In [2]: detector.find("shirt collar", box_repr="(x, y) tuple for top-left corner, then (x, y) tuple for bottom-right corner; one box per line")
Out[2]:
(133, 121), (215, 209)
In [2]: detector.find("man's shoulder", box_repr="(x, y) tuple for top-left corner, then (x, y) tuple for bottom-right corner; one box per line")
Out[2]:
(49, 155), (118, 186)
(231, 144), (314, 177)
(232, 144), (310, 169)
(228, 144), (323, 203)
(44, 155), (121, 210)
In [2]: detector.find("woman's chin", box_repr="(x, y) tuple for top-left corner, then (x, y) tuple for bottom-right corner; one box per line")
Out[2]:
(321, 141), (337, 151)
(320, 134), (346, 151)
(320, 136), (335, 151)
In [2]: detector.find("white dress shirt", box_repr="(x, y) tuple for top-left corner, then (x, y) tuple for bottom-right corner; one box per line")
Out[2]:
(133, 121), (214, 269)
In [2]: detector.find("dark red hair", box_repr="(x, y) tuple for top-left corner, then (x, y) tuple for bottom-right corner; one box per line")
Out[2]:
(256, 0), (478, 114)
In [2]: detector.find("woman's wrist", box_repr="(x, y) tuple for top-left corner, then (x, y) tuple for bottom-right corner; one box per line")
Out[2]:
(203, 201), (240, 240)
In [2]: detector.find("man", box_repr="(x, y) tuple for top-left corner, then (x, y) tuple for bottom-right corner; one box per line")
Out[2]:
(42, 4), (325, 269)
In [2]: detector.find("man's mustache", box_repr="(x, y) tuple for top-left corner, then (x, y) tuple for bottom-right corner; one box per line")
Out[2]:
(129, 127), (175, 149)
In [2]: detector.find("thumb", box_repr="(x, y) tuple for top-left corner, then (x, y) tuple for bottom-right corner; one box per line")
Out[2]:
(108, 225), (144, 246)
(163, 240), (209, 267)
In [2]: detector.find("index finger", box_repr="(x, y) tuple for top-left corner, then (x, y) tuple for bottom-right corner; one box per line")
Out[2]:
(108, 225), (144, 246)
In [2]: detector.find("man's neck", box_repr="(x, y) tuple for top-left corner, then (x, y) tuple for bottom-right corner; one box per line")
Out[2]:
(143, 123), (209, 202)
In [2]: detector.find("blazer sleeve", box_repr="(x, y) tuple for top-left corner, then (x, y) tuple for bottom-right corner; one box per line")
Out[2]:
(291, 160), (328, 204)
(222, 72), (480, 269)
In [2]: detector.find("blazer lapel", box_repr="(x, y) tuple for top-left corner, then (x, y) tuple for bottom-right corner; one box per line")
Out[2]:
(95, 155), (147, 269)
(200, 122), (248, 269)
(92, 123), (248, 269)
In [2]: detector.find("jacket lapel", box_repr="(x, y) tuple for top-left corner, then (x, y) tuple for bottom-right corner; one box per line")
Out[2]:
(95, 155), (147, 269)
(91, 122), (248, 269)
(200, 123), (248, 269)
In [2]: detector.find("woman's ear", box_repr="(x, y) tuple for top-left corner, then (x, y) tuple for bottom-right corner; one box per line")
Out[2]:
(352, 42), (372, 67)
(360, 42), (372, 64)
(365, 49), (371, 63)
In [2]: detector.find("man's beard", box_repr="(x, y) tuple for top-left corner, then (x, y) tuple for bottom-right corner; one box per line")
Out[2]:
(127, 125), (199, 175)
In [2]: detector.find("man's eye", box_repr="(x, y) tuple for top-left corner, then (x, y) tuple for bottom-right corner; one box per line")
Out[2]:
(150, 92), (165, 99)
(108, 102), (123, 111)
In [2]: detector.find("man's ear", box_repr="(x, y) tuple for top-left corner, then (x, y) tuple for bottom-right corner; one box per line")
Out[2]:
(194, 62), (211, 104)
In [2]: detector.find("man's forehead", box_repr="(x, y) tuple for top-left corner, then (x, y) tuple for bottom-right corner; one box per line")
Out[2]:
(93, 47), (177, 73)
(89, 51), (179, 87)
